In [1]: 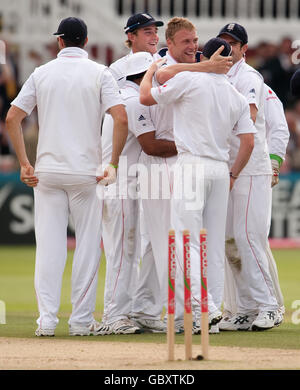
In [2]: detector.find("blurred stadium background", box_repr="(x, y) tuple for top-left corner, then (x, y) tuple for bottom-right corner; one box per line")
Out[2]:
(0, 0), (300, 248)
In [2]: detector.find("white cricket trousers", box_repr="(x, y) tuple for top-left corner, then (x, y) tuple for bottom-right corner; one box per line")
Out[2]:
(131, 152), (177, 320)
(101, 188), (140, 324)
(171, 154), (229, 321)
(34, 173), (103, 329)
(225, 175), (278, 314)
(223, 242), (284, 316)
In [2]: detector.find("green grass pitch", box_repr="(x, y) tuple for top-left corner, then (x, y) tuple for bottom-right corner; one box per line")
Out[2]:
(0, 246), (299, 349)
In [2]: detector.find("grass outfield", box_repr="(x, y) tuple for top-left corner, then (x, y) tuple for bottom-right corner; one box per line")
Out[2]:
(0, 246), (299, 349)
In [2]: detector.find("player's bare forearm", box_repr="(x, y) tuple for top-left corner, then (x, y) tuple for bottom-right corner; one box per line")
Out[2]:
(230, 133), (255, 182)
(143, 139), (177, 157)
(5, 106), (30, 167)
(109, 104), (128, 166)
(6, 106), (38, 186)
(138, 132), (177, 157)
(156, 61), (220, 84)
(249, 104), (258, 123)
(156, 46), (233, 85)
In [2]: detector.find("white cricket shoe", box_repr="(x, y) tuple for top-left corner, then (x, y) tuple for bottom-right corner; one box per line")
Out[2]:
(93, 322), (113, 336)
(251, 311), (276, 331)
(192, 321), (201, 335)
(274, 308), (284, 327)
(192, 311), (223, 335)
(132, 318), (167, 333)
(219, 313), (257, 331)
(209, 324), (220, 334)
(35, 327), (55, 337)
(69, 320), (105, 336)
(110, 318), (142, 335)
(209, 310), (223, 325)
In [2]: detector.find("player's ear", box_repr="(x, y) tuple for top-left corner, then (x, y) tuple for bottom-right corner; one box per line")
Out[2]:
(242, 43), (248, 55)
(166, 38), (172, 47)
(57, 37), (65, 49)
(127, 32), (136, 45)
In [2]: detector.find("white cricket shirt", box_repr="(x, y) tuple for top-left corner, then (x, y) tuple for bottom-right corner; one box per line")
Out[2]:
(12, 47), (122, 176)
(264, 84), (289, 160)
(102, 80), (155, 169)
(148, 51), (176, 142)
(226, 58), (272, 175)
(151, 71), (256, 162)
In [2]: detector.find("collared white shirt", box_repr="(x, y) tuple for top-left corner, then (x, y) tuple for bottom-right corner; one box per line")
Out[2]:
(151, 71), (256, 162)
(226, 58), (272, 175)
(264, 84), (289, 160)
(12, 47), (122, 175)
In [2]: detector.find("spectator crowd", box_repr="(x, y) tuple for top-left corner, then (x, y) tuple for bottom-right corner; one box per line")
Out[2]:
(1, 35), (300, 174)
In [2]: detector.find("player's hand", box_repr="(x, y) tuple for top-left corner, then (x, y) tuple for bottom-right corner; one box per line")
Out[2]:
(230, 176), (235, 191)
(208, 46), (233, 74)
(20, 163), (38, 187)
(150, 57), (167, 74)
(271, 159), (280, 187)
(97, 164), (117, 186)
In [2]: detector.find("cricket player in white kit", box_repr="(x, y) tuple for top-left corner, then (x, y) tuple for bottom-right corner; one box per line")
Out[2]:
(222, 83), (290, 326)
(5, 17), (128, 336)
(264, 85), (290, 321)
(140, 37), (256, 333)
(217, 23), (280, 331)
(130, 46), (178, 331)
(100, 13), (165, 334)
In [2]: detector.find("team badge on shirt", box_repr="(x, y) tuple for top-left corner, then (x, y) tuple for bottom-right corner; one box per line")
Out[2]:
(249, 88), (256, 99)
(267, 89), (277, 100)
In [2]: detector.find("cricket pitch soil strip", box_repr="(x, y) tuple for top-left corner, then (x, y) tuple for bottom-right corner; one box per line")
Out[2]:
(0, 337), (299, 370)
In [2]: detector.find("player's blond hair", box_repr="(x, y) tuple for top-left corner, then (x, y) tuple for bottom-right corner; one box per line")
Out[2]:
(125, 30), (138, 48)
(165, 17), (196, 41)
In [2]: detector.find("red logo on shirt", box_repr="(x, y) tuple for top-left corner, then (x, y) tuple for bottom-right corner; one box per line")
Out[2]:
(163, 84), (167, 88)
(269, 89), (272, 94)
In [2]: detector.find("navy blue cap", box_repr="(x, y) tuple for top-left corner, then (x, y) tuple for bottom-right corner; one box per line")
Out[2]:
(124, 13), (163, 34)
(217, 23), (248, 45)
(202, 38), (232, 59)
(53, 17), (87, 42)
(290, 69), (300, 97)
